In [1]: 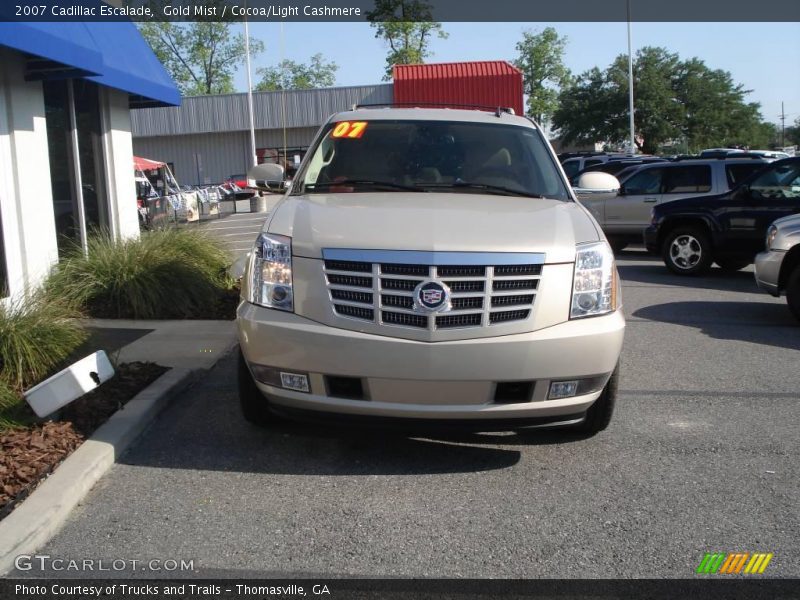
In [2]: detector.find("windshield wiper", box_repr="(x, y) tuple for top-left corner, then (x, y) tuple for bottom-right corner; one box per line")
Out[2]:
(420, 181), (546, 198)
(304, 179), (425, 192)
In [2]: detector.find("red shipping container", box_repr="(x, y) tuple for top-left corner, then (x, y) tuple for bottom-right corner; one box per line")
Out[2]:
(393, 61), (524, 117)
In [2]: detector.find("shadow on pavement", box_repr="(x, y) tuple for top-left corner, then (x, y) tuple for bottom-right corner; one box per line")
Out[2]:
(118, 355), (597, 477)
(632, 300), (799, 350)
(618, 261), (759, 294)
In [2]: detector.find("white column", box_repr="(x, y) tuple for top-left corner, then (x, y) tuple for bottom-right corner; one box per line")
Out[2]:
(100, 87), (140, 240)
(0, 49), (59, 302)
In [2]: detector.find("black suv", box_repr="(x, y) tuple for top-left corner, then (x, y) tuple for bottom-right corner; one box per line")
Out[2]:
(644, 158), (800, 275)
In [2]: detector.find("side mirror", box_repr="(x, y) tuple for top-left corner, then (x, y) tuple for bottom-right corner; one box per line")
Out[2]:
(574, 172), (621, 202)
(247, 163), (285, 192)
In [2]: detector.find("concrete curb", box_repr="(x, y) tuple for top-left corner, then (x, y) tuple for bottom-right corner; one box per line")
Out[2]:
(0, 367), (197, 575)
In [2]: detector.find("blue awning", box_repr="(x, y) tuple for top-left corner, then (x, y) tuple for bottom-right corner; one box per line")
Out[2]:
(0, 21), (180, 107)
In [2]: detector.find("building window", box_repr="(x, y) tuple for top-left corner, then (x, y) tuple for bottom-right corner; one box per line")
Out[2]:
(43, 79), (108, 257)
(0, 209), (7, 297)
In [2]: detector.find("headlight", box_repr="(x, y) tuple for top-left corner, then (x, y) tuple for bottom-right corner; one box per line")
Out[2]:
(766, 225), (778, 250)
(249, 233), (293, 311)
(570, 241), (618, 319)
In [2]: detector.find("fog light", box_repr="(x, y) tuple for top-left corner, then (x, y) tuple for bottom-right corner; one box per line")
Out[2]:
(549, 380), (579, 399)
(280, 372), (309, 392)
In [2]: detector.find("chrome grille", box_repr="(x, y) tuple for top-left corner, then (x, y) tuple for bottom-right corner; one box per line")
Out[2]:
(323, 251), (543, 331)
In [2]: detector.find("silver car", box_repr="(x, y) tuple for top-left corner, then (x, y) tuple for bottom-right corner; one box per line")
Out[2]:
(236, 108), (625, 434)
(755, 213), (800, 320)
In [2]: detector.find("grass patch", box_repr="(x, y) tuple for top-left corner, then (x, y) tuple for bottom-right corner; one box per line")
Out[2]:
(0, 295), (87, 430)
(46, 229), (233, 319)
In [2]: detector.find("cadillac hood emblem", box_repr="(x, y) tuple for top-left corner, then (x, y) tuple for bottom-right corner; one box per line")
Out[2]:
(414, 281), (452, 313)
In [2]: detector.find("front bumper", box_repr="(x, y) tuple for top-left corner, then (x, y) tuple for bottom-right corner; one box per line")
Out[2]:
(754, 249), (785, 296)
(643, 226), (659, 253)
(237, 304), (625, 423)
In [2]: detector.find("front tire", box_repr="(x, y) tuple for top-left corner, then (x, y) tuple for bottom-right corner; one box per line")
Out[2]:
(787, 266), (800, 322)
(662, 227), (713, 275)
(573, 366), (618, 435)
(238, 349), (274, 426)
(607, 237), (628, 253)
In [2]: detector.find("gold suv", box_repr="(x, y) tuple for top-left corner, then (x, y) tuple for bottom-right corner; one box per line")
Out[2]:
(237, 107), (625, 434)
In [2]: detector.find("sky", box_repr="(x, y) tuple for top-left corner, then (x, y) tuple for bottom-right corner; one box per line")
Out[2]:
(233, 21), (800, 131)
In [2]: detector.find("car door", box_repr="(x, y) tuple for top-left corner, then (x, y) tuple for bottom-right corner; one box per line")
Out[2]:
(719, 161), (800, 254)
(604, 167), (664, 235)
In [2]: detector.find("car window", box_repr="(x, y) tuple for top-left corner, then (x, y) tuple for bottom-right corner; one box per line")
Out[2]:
(562, 160), (581, 179)
(297, 119), (571, 199)
(726, 163), (764, 188)
(622, 168), (662, 195)
(584, 159), (603, 168)
(749, 162), (800, 199)
(662, 166), (712, 194)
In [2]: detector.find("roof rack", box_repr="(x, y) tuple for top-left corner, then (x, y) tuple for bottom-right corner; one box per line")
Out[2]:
(672, 153), (767, 161)
(352, 102), (516, 117)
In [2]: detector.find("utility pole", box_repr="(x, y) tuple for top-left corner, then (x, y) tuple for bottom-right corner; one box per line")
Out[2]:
(244, 6), (257, 168)
(780, 101), (785, 148)
(627, 0), (636, 155)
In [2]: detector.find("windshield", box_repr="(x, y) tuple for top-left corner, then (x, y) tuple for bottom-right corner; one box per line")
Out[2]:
(294, 119), (570, 200)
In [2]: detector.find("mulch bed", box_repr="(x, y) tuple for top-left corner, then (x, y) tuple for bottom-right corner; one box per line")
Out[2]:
(0, 362), (167, 520)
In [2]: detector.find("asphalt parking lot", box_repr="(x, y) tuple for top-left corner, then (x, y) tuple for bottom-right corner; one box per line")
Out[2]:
(25, 250), (800, 579)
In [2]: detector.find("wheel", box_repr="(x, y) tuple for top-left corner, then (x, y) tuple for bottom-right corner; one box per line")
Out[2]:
(662, 227), (713, 275)
(787, 266), (800, 322)
(238, 349), (274, 426)
(715, 257), (751, 272)
(607, 237), (628, 253)
(572, 365), (618, 435)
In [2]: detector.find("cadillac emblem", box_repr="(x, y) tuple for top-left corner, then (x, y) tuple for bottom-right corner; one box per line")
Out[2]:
(414, 281), (451, 313)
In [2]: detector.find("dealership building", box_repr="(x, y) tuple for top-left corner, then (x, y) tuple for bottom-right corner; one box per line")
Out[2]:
(0, 22), (179, 303)
(131, 61), (525, 185)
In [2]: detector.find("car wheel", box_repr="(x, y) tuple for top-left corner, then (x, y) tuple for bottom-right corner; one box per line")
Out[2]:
(787, 266), (800, 322)
(607, 237), (628, 253)
(573, 365), (618, 435)
(662, 227), (713, 275)
(238, 349), (274, 426)
(715, 257), (751, 272)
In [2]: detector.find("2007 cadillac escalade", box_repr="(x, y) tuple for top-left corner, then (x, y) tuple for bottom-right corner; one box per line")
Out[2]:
(236, 107), (625, 434)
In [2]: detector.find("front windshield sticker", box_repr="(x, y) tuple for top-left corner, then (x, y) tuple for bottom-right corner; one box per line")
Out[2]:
(331, 121), (368, 139)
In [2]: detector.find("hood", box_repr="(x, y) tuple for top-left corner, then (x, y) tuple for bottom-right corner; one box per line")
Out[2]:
(266, 193), (600, 264)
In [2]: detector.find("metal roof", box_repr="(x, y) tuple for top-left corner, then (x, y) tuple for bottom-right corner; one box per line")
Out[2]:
(393, 61), (522, 80)
(130, 84), (393, 138)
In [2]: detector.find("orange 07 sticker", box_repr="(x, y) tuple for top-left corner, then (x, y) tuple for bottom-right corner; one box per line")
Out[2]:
(331, 121), (368, 139)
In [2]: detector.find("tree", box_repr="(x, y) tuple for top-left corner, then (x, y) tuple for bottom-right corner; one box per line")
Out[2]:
(553, 47), (769, 154)
(513, 28), (571, 127)
(139, 22), (264, 96)
(254, 54), (338, 92)
(786, 117), (800, 146)
(366, 0), (448, 81)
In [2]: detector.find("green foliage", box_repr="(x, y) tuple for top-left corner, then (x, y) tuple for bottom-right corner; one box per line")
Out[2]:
(513, 28), (572, 127)
(367, 0), (448, 81)
(255, 54), (338, 92)
(138, 21), (264, 95)
(0, 294), (87, 391)
(45, 230), (233, 320)
(787, 117), (800, 146)
(553, 47), (771, 154)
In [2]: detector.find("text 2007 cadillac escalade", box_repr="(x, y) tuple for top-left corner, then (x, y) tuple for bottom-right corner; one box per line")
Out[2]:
(236, 107), (625, 434)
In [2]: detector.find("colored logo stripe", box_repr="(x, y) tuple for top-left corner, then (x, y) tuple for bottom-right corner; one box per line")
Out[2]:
(697, 552), (773, 574)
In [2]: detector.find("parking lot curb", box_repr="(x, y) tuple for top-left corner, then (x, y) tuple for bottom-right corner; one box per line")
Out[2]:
(0, 367), (197, 575)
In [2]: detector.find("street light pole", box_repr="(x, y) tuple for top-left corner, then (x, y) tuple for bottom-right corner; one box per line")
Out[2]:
(244, 9), (257, 168)
(627, 0), (636, 155)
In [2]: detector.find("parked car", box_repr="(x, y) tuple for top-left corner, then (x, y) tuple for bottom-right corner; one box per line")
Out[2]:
(570, 157), (668, 185)
(578, 157), (770, 252)
(236, 107), (625, 434)
(561, 153), (635, 180)
(755, 213), (800, 320)
(227, 174), (248, 189)
(644, 158), (800, 274)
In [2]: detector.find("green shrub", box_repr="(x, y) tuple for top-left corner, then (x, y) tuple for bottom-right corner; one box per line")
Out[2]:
(0, 294), (87, 391)
(46, 229), (233, 319)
